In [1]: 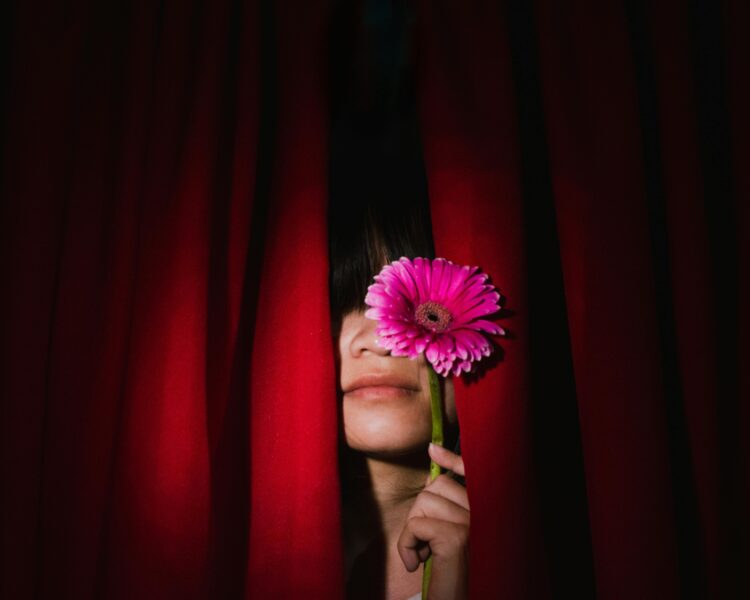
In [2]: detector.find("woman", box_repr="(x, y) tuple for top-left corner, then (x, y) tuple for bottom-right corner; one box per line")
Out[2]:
(329, 201), (470, 600)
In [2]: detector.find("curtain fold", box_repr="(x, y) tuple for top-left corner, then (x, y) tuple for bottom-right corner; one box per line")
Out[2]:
(414, 1), (550, 597)
(534, 1), (748, 596)
(245, 0), (343, 596)
(1, 1), (747, 599)
(533, 2), (682, 598)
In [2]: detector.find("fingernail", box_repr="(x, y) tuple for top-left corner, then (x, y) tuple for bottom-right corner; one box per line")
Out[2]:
(429, 442), (440, 453)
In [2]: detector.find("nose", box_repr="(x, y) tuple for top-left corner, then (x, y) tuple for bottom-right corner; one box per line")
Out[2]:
(348, 313), (391, 358)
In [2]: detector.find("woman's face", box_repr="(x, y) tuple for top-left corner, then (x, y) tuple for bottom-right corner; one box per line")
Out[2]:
(335, 309), (457, 457)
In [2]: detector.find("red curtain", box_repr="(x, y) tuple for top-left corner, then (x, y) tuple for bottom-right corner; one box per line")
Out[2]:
(1, 1), (747, 599)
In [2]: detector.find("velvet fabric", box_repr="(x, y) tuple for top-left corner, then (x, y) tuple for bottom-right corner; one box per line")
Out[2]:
(1, 1), (747, 598)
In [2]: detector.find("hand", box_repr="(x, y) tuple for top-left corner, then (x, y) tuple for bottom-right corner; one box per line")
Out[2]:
(397, 443), (469, 600)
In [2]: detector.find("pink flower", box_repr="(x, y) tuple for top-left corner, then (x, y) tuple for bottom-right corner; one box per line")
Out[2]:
(364, 257), (505, 377)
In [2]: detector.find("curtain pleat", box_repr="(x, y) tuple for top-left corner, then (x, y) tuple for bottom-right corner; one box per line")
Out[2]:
(534, 2), (681, 597)
(245, 0), (343, 597)
(414, 1), (550, 597)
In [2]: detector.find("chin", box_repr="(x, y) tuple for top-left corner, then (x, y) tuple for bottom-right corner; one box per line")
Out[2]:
(346, 435), (430, 457)
(345, 438), (429, 458)
(342, 405), (431, 456)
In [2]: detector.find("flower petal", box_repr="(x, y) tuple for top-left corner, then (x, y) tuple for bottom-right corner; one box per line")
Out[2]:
(461, 319), (505, 336)
(434, 259), (456, 303)
(391, 259), (419, 300)
(430, 258), (446, 302)
(407, 257), (429, 301)
(418, 257), (432, 295)
(454, 339), (469, 360)
(447, 275), (493, 312)
(442, 264), (476, 305)
(425, 340), (441, 363)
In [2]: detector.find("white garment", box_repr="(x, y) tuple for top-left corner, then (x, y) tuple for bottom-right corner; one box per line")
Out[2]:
(405, 593), (421, 600)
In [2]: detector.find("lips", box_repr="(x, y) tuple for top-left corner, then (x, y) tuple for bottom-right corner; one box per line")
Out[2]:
(343, 373), (420, 394)
(344, 385), (416, 400)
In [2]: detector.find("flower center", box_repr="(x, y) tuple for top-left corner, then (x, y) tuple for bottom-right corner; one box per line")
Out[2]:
(414, 301), (453, 333)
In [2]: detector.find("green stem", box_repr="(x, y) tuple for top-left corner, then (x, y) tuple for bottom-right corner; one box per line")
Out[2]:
(422, 362), (443, 599)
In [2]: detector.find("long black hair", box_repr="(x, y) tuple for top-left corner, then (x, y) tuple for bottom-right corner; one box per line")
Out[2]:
(328, 198), (436, 327)
(326, 0), (462, 469)
(326, 0), (434, 325)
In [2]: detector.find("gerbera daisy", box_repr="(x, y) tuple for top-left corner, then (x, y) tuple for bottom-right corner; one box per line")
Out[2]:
(364, 256), (505, 377)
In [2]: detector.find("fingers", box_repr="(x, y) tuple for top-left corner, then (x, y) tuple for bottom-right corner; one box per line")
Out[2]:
(397, 452), (471, 574)
(423, 474), (470, 511)
(407, 487), (469, 528)
(428, 442), (466, 477)
(397, 516), (469, 572)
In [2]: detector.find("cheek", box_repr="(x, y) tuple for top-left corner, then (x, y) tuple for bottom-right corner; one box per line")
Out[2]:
(444, 379), (458, 425)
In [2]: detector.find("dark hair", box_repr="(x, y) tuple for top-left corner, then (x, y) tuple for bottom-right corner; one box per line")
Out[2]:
(328, 198), (435, 326)
(327, 180), (465, 462)
(327, 91), (436, 324)
(326, 3), (462, 477)
(326, 0), (433, 327)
